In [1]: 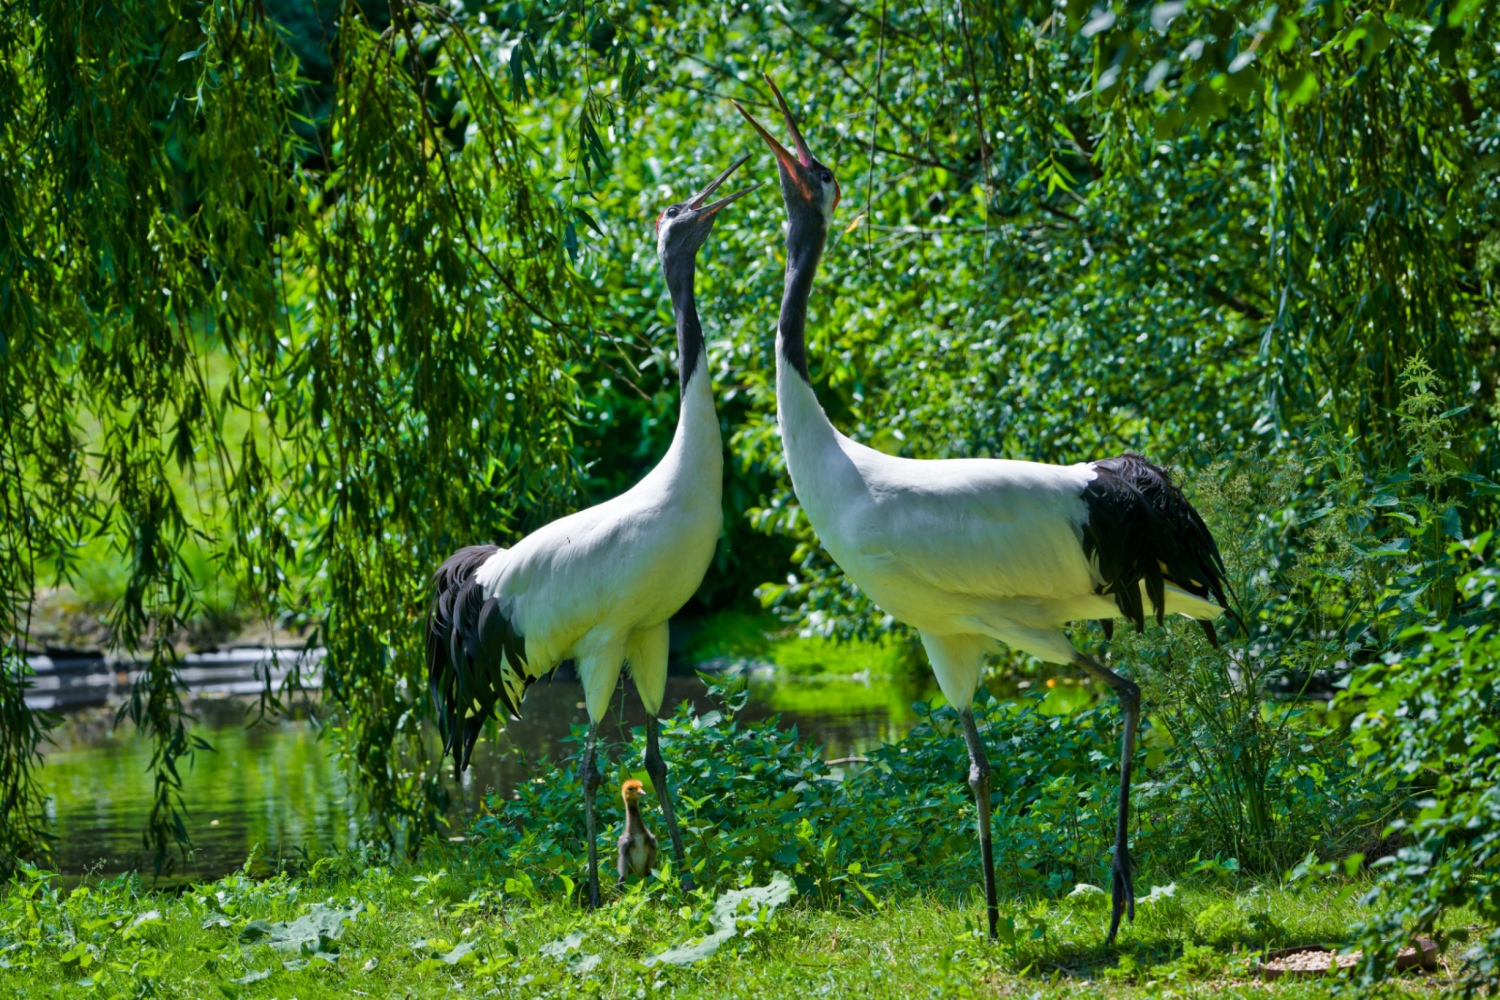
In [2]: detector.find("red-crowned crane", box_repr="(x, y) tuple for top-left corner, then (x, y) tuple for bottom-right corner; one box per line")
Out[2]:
(426, 155), (759, 908)
(733, 78), (1236, 945)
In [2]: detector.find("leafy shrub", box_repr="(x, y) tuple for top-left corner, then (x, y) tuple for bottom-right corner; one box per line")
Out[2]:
(1338, 544), (1500, 994)
(465, 672), (1355, 910)
(1115, 597), (1374, 877)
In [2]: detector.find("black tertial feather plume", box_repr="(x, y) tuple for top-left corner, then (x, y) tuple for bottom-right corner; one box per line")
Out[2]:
(1080, 454), (1239, 644)
(426, 544), (531, 779)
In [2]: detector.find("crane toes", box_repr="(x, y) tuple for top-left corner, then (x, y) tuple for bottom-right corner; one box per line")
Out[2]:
(1106, 846), (1135, 945)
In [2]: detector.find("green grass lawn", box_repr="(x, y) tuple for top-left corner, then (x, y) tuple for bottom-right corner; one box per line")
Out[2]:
(1, 857), (1471, 998)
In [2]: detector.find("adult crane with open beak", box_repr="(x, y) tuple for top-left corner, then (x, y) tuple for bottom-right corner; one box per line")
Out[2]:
(734, 77), (1237, 946)
(427, 155), (760, 908)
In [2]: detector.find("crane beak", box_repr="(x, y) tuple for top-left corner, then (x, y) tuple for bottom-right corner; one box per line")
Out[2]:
(732, 99), (795, 174)
(699, 181), (763, 217)
(761, 74), (815, 167)
(686, 153), (762, 216)
(732, 75), (816, 201)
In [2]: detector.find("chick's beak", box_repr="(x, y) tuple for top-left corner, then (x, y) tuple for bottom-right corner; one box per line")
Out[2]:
(686, 152), (762, 216)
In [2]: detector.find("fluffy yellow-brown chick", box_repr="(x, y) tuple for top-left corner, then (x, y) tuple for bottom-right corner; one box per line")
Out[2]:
(616, 779), (658, 887)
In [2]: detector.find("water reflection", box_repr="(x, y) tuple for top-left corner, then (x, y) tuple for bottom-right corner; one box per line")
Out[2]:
(40, 671), (939, 882)
(42, 699), (350, 883)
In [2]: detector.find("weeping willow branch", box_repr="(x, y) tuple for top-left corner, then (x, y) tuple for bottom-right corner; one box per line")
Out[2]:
(0, 0), (631, 868)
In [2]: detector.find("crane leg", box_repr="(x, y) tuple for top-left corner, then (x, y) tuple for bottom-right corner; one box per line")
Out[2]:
(579, 721), (604, 909)
(643, 715), (695, 892)
(1074, 651), (1140, 946)
(959, 708), (998, 941)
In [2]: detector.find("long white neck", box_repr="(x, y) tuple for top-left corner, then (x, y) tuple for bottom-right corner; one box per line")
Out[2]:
(662, 352), (721, 477)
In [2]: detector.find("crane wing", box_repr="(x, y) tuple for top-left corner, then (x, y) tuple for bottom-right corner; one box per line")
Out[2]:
(1077, 454), (1235, 632)
(820, 447), (1235, 636)
(833, 452), (1098, 602)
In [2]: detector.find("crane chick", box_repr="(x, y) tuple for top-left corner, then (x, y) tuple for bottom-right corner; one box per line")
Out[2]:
(616, 779), (658, 888)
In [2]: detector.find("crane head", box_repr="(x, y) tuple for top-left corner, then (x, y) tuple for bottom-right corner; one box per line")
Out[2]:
(732, 74), (840, 230)
(656, 153), (760, 264)
(620, 778), (648, 804)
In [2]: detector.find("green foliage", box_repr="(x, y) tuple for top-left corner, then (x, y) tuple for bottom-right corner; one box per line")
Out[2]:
(0, 1), (597, 871)
(1336, 553), (1500, 993)
(1112, 465), (1375, 874)
(0, 855), (1394, 998)
(1219, 359), (1500, 992)
(465, 673), (1361, 904)
(1039, 0), (1496, 449)
(0, 0), (313, 875)
(568, 0), (1499, 638)
(3, 9), (1500, 974)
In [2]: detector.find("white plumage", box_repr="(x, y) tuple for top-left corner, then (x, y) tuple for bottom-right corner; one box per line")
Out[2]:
(780, 372), (1223, 693)
(736, 76), (1235, 946)
(426, 156), (758, 907)
(467, 368), (722, 721)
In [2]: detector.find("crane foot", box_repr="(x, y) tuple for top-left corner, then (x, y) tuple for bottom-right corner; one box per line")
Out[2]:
(1106, 844), (1134, 946)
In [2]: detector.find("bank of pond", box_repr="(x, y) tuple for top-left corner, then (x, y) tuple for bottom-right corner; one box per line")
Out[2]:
(39, 651), (1093, 884)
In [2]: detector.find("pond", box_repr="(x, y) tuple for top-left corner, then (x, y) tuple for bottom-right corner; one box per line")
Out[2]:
(43, 669), (1036, 884)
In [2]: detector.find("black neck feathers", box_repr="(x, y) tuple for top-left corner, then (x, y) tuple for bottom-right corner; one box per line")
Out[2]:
(778, 213), (828, 384)
(666, 260), (704, 390)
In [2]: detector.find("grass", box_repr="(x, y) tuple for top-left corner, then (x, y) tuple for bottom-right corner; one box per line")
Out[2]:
(0, 855), (1472, 998)
(683, 609), (913, 681)
(750, 675), (924, 725)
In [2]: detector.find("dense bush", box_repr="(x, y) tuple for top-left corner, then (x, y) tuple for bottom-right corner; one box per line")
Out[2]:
(1337, 551), (1500, 994)
(464, 672), (1368, 909)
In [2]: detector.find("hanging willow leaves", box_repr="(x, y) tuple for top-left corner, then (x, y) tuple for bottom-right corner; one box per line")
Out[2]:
(0, 0), (640, 870)
(2, 0), (1497, 874)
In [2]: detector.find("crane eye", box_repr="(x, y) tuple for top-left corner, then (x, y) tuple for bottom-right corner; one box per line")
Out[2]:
(666, 206), (680, 218)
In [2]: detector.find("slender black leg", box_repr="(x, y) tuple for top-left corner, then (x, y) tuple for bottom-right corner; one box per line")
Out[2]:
(578, 722), (604, 909)
(1075, 651), (1140, 945)
(959, 708), (998, 941)
(643, 716), (694, 892)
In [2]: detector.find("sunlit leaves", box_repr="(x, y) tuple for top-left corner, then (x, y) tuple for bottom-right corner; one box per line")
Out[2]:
(0, 0), (598, 867)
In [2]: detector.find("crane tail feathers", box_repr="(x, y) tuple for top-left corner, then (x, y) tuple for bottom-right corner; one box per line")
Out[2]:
(1199, 619), (1219, 648)
(426, 543), (531, 779)
(1081, 454), (1237, 637)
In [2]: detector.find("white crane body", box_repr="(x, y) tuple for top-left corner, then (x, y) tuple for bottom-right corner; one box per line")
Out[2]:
(780, 369), (1222, 695)
(734, 76), (1236, 945)
(426, 155), (759, 908)
(467, 359), (722, 720)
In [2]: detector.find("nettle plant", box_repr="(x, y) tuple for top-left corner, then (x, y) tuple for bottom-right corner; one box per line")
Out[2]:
(460, 670), (1297, 910)
(1269, 360), (1500, 991)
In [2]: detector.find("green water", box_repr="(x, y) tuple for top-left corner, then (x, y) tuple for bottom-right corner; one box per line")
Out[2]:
(42, 702), (352, 882)
(40, 672), (1094, 882)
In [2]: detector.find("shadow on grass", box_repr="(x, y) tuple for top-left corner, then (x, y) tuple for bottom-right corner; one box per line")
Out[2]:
(990, 910), (1345, 984)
